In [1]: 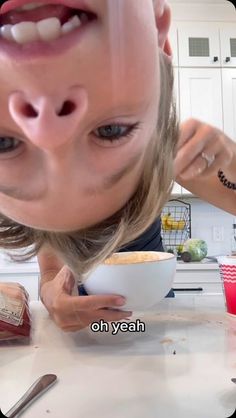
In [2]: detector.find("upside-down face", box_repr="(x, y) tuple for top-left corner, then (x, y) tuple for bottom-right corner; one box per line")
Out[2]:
(0, 0), (171, 232)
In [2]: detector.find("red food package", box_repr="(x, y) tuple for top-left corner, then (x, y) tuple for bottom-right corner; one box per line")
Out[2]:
(0, 283), (31, 341)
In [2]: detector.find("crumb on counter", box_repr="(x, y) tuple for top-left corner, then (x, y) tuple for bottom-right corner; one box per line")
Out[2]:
(160, 338), (174, 345)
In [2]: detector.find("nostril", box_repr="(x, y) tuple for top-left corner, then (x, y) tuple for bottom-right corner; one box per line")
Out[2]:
(57, 100), (76, 116)
(20, 101), (76, 117)
(23, 103), (38, 118)
(19, 101), (76, 117)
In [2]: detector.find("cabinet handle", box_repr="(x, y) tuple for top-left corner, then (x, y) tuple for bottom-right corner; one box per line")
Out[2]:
(225, 57), (231, 63)
(213, 56), (219, 62)
(173, 287), (203, 292)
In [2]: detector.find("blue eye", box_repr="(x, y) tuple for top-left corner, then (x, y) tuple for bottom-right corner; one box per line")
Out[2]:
(0, 137), (21, 154)
(94, 123), (140, 141)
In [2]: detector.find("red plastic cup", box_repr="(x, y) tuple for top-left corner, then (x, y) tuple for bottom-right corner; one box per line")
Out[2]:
(218, 256), (236, 316)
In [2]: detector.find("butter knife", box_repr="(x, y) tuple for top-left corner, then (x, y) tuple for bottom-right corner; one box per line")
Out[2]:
(2, 374), (57, 418)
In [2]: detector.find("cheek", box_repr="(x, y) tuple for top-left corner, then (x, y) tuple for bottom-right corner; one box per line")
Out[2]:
(0, 194), (56, 230)
(0, 198), (29, 227)
(85, 132), (152, 180)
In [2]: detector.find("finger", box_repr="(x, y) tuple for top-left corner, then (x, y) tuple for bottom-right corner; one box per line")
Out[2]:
(85, 308), (133, 323)
(50, 266), (76, 301)
(177, 153), (208, 180)
(70, 294), (126, 312)
(60, 275), (76, 295)
(53, 308), (132, 332)
(1, 284), (27, 300)
(177, 118), (200, 150)
(52, 314), (87, 332)
(179, 135), (233, 180)
(52, 304), (93, 330)
(55, 293), (126, 316)
(64, 317), (134, 333)
(61, 326), (84, 333)
(55, 265), (75, 293)
(175, 125), (218, 178)
(200, 138), (233, 176)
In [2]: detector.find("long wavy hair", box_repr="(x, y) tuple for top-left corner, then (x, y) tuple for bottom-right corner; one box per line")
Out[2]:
(0, 51), (179, 282)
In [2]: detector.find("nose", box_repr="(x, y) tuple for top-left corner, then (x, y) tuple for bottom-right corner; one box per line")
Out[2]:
(8, 86), (88, 150)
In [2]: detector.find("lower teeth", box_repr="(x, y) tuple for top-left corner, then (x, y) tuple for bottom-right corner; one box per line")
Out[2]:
(0, 14), (81, 44)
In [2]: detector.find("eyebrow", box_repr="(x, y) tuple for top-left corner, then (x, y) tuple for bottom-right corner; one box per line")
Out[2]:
(0, 185), (42, 201)
(88, 101), (150, 126)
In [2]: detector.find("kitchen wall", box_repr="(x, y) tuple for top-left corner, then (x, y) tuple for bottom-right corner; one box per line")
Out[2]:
(176, 198), (234, 256)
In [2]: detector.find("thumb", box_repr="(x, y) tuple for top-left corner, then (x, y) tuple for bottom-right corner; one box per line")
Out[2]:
(58, 265), (75, 295)
(163, 38), (173, 59)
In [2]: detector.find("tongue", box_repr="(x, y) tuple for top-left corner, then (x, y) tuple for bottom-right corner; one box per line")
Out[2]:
(0, 4), (73, 25)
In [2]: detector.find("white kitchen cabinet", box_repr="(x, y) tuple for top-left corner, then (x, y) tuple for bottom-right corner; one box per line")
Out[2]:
(219, 24), (236, 67)
(222, 68), (236, 142)
(174, 263), (222, 295)
(179, 67), (223, 130)
(177, 22), (236, 68)
(178, 22), (221, 67)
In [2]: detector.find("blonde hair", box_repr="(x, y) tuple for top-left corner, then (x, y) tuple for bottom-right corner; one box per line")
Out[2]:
(0, 52), (179, 282)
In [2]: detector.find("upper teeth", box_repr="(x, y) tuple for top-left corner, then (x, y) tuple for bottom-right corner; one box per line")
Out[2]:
(0, 14), (81, 44)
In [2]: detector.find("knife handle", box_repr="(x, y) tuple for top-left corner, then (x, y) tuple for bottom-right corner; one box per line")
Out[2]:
(5, 374), (57, 418)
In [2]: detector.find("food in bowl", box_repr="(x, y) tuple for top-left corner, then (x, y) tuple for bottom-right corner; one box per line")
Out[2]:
(84, 251), (176, 311)
(103, 251), (166, 264)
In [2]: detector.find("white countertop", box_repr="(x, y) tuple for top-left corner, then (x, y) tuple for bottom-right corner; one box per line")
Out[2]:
(1, 295), (236, 418)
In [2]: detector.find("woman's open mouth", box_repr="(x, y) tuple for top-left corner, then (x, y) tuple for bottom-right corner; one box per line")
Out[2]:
(0, 0), (97, 57)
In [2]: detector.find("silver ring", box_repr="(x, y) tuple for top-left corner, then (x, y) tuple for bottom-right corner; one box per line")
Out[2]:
(201, 152), (215, 168)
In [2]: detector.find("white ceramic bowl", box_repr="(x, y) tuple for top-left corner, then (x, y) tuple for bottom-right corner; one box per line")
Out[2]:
(83, 251), (176, 311)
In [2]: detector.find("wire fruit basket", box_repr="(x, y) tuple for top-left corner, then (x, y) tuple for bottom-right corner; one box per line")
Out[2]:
(161, 199), (191, 257)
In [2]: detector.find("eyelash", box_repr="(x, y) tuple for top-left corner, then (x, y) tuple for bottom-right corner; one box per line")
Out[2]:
(94, 122), (141, 143)
(0, 137), (21, 154)
(0, 123), (141, 155)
